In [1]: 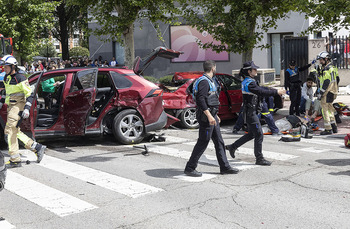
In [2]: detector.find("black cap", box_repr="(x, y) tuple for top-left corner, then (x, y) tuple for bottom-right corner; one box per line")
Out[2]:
(289, 60), (296, 66)
(242, 61), (260, 70)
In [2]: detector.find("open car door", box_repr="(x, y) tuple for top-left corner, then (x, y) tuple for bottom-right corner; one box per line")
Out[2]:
(63, 68), (98, 135)
(20, 72), (44, 139)
(133, 46), (183, 75)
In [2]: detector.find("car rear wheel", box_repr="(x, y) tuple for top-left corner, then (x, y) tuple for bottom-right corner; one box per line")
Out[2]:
(180, 108), (199, 129)
(113, 109), (144, 144)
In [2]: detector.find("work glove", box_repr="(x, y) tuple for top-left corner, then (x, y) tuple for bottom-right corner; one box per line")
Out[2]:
(22, 109), (30, 119)
(0, 102), (3, 110)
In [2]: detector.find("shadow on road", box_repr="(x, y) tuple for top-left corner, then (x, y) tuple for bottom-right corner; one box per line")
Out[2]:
(144, 168), (184, 179)
(316, 159), (350, 176)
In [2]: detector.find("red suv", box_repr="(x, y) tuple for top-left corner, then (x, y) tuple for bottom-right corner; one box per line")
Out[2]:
(0, 48), (181, 144)
(160, 72), (283, 128)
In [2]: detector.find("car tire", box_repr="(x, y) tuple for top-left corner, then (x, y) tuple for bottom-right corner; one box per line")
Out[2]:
(180, 108), (199, 129)
(112, 109), (144, 144)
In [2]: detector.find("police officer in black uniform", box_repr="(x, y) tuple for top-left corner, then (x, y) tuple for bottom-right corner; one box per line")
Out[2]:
(225, 61), (285, 166)
(184, 60), (239, 177)
(285, 60), (313, 116)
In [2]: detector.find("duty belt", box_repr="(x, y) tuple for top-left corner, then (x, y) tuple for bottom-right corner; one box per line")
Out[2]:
(9, 93), (25, 97)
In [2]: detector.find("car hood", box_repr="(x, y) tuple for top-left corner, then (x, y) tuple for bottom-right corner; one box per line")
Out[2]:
(133, 46), (182, 75)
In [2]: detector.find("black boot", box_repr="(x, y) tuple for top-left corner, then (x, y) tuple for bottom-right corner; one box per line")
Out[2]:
(6, 160), (22, 168)
(225, 144), (237, 159)
(256, 158), (272, 166)
(34, 143), (46, 163)
(331, 123), (338, 133)
(320, 129), (332, 135)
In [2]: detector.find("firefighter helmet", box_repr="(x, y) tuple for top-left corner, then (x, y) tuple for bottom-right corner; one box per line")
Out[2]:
(316, 51), (330, 60)
(0, 55), (18, 66)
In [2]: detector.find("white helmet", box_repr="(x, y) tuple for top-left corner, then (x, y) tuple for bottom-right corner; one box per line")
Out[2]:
(0, 55), (18, 66)
(316, 51), (330, 60)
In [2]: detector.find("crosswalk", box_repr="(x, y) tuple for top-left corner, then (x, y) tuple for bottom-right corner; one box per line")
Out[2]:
(1, 133), (343, 228)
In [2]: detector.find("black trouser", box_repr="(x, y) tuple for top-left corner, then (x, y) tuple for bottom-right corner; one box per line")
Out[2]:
(289, 83), (301, 116)
(185, 115), (231, 171)
(232, 111), (264, 161)
(42, 91), (52, 109)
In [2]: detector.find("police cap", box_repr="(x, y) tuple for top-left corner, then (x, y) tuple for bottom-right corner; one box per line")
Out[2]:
(243, 61), (260, 70)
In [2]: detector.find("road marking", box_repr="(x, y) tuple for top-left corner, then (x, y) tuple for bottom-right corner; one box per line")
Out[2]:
(297, 147), (330, 154)
(302, 138), (343, 146)
(180, 141), (298, 161)
(174, 173), (217, 182)
(163, 135), (298, 161)
(6, 171), (98, 217)
(20, 152), (163, 198)
(0, 219), (15, 229)
(130, 144), (258, 171)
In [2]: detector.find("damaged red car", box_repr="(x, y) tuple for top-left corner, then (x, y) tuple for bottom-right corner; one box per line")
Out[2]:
(0, 47), (181, 144)
(160, 72), (283, 128)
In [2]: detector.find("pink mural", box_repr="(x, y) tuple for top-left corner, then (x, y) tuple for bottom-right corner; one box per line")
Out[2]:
(170, 25), (229, 62)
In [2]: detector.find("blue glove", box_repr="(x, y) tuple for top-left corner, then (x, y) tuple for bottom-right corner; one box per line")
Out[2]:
(286, 90), (290, 95)
(311, 59), (316, 65)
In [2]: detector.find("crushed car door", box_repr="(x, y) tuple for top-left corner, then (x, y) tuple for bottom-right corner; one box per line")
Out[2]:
(63, 68), (98, 135)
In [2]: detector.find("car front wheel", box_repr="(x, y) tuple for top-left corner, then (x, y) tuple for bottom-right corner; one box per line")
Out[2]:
(180, 108), (199, 129)
(113, 109), (144, 144)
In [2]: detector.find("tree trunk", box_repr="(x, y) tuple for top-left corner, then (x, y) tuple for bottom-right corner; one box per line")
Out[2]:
(242, 16), (257, 64)
(57, 2), (69, 60)
(123, 24), (135, 69)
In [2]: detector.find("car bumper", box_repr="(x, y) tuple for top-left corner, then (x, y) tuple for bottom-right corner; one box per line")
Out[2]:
(145, 110), (168, 133)
(0, 154), (6, 192)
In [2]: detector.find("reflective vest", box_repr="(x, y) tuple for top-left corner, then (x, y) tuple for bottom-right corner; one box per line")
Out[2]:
(192, 75), (219, 107)
(242, 77), (258, 110)
(3, 73), (32, 104)
(286, 67), (300, 83)
(319, 63), (338, 95)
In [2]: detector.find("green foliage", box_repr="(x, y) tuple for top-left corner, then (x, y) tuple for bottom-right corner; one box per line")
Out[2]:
(69, 46), (90, 58)
(300, 0), (350, 33)
(144, 76), (158, 83)
(69, 0), (182, 67)
(0, 0), (57, 60)
(180, 0), (304, 61)
(38, 42), (57, 57)
(159, 75), (173, 85)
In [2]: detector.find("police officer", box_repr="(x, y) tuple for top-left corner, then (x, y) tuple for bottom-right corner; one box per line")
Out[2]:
(184, 60), (239, 177)
(225, 61), (285, 166)
(0, 55), (46, 168)
(316, 51), (339, 135)
(285, 60), (313, 116)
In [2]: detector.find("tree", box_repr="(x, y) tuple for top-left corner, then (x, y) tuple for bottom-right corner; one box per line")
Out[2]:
(180, 0), (303, 63)
(69, 46), (89, 58)
(301, 1), (350, 33)
(38, 41), (57, 57)
(51, 0), (87, 61)
(0, 0), (57, 61)
(71, 0), (181, 68)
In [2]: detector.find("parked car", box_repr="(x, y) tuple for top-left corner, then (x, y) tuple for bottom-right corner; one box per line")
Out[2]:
(0, 152), (6, 191)
(160, 72), (284, 129)
(0, 48), (181, 144)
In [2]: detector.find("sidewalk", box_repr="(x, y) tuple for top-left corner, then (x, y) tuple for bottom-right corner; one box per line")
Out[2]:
(274, 94), (350, 139)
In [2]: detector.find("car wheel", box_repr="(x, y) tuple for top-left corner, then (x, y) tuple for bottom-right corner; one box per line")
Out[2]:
(180, 108), (199, 129)
(113, 109), (144, 144)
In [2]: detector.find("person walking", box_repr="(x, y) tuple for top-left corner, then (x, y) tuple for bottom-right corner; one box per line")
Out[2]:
(225, 61), (285, 166)
(0, 55), (46, 168)
(316, 51), (340, 135)
(284, 60), (313, 116)
(184, 60), (239, 177)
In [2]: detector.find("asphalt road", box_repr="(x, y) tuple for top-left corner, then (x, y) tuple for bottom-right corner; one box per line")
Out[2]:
(1, 120), (350, 229)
